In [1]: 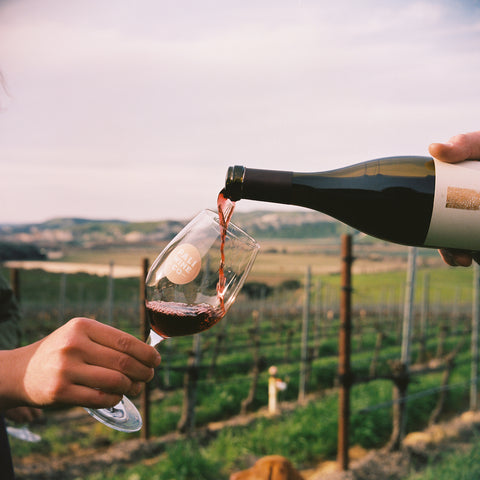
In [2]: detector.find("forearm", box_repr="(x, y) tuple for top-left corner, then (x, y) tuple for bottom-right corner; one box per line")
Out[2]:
(0, 272), (22, 351)
(0, 345), (33, 411)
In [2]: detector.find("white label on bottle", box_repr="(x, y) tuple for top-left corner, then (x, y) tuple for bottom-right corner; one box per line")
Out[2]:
(164, 243), (202, 284)
(425, 159), (480, 250)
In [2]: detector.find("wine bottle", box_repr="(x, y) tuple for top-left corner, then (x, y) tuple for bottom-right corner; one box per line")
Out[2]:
(224, 156), (480, 251)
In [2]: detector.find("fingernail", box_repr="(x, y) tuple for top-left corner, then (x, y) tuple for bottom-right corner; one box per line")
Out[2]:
(132, 382), (142, 396)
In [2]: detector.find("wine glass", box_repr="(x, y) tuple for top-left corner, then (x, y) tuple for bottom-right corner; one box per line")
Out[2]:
(86, 209), (259, 432)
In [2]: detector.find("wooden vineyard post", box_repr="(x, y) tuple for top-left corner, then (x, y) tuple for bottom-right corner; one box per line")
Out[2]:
(399, 247), (416, 439)
(140, 258), (150, 440)
(241, 311), (262, 415)
(313, 280), (323, 359)
(401, 247), (416, 367)
(10, 268), (20, 302)
(337, 235), (353, 472)
(58, 273), (67, 326)
(471, 262), (480, 411)
(177, 335), (202, 433)
(298, 266), (311, 404)
(107, 261), (115, 326)
(388, 247), (416, 451)
(418, 273), (430, 364)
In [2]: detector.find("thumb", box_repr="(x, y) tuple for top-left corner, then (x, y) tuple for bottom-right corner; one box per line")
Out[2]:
(429, 131), (480, 163)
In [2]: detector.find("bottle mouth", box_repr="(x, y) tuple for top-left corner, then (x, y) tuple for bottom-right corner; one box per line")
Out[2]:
(225, 165), (245, 201)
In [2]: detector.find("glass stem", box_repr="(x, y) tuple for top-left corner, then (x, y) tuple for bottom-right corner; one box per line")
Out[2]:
(147, 329), (165, 349)
(147, 329), (165, 390)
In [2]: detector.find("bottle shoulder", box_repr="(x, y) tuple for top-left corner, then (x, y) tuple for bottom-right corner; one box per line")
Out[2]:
(305, 156), (435, 179)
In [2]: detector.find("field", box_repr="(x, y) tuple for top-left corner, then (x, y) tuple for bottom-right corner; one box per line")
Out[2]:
(3, 238), (480, 479)
(12, 237), (444, 278)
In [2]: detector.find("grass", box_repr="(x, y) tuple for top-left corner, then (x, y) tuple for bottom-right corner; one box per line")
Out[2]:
(84, 439), (225, 480)
(3, 243), (480, 479)
(404, 438), (480, 480)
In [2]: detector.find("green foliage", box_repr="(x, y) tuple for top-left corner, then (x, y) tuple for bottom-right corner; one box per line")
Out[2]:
(5, 264), (479, 480)
(132, 440), (224, 480)
(249, 221), (344, 239)
(405, 439), (480, 480)
(242, 281), (274, 299)
(195, 380), (252, 423)
(350, 381), (393, 447)
(278, 279), (302, 291)
(84, 439), (225, 480)
(0, 241), (45, 260)
(209, 395), (341, 469)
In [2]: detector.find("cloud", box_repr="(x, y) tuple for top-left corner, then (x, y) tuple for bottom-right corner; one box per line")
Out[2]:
(0, 0), (479, 222)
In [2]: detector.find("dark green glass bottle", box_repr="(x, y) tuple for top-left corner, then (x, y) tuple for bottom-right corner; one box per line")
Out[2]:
(224, 156), (480, 250)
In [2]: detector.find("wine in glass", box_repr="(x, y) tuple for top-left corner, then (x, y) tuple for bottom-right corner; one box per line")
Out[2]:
(145, 208), (258, 339)
(86, 207), (259, 431)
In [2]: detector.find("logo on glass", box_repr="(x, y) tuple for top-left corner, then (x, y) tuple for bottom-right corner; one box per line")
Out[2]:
(164, 244), (202, 284)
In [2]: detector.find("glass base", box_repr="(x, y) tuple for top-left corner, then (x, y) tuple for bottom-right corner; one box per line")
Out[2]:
(85, 396), (142, 432)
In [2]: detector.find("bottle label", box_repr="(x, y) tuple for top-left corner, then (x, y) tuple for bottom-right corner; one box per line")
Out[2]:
(425, 159), (480, 250)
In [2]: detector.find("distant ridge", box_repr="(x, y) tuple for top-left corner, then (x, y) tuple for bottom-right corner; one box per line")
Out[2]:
(0, 210), (351, 248)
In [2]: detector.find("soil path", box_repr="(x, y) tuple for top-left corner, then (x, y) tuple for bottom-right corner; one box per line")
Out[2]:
(308, 410), (480, 480)
(13, 409), (480, 480)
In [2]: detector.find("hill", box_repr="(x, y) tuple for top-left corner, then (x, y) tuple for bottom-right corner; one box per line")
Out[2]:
(236, 210), (344, 239)
(0, 210), (352, 254)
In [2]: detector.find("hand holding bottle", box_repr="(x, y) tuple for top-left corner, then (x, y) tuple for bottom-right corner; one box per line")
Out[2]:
(429, 131), (480, 165)
(429, 130), (480, 266)
(224, 131), (480, 257)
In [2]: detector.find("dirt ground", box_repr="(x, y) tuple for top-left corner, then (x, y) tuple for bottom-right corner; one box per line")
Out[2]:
(12, 410), (480, 480)
(306, 410), (480, 480)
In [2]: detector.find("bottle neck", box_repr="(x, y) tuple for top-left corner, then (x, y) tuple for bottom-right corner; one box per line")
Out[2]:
(225, 166), (293, 205)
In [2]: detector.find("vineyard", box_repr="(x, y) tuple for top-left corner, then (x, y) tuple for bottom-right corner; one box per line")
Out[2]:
(3, 237), (480, 479)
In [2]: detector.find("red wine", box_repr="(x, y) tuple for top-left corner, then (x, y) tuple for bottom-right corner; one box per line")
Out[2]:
(146, 300), (224, 337)
(224, 158), (480, 251)
(216, 190), (235, 307)
(145, 194), (236, 338)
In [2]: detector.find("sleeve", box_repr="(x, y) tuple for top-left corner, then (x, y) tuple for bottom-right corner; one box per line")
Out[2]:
(0, 273), (22, 350)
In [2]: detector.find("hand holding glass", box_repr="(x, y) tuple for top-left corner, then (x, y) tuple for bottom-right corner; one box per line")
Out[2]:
(86, 209), (259, 431)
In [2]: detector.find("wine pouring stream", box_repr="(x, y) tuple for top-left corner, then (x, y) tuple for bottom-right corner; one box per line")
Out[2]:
(85, 194), (259, 432)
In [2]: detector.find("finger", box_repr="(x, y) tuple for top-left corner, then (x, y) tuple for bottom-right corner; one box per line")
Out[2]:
(82, 340), (155, 383)
(438, 248), (473, 267)
(64, 384), (123, 409)
(70, 363), (136, 396)
(89, 323), (161, 368)
(37, 362), (139, 407)
(29, 408), (43, 422)
(5, 407), (31, 423)
(428, 142), (457, 163)
(429, 131), (480, 163)
(71, 318), (161, 368)
(126, 382), (143, 398)
(21, 407), (42, 423)
(76, 380), (141, 407)
(21, 408), (36, 423)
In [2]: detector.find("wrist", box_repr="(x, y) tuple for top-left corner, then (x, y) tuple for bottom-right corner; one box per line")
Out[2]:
(0, 344), (37, 411)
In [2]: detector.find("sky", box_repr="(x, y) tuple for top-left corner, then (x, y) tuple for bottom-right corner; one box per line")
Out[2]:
(0, 0), (479, 224)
